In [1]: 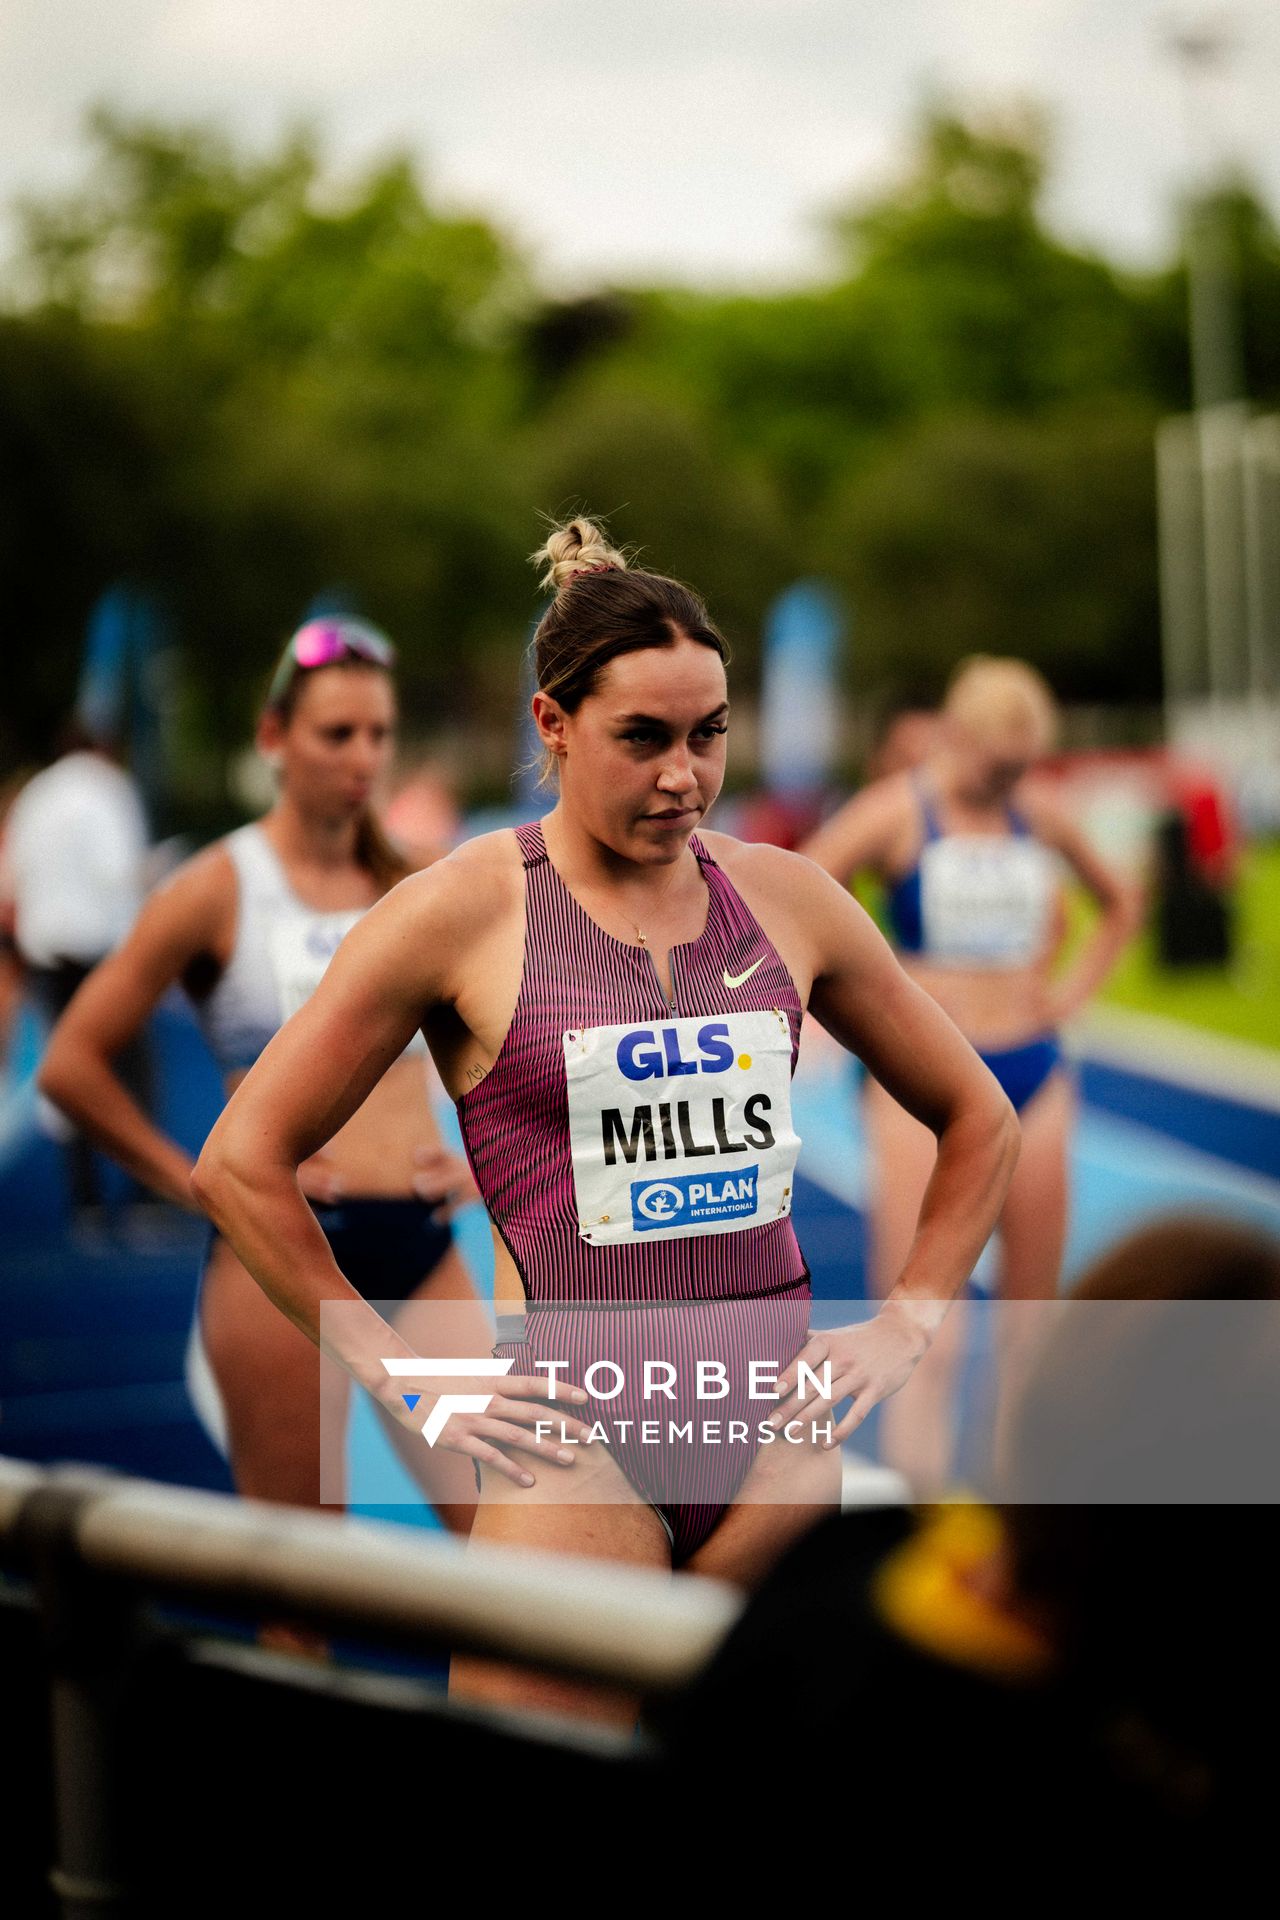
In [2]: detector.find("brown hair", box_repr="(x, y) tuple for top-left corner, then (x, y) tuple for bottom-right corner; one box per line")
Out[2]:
(263, 652), (414, 894)
(528, 516), (730, 786)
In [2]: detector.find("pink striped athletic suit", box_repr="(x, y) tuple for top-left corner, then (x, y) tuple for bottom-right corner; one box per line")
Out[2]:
(457, 820), (816, 1564)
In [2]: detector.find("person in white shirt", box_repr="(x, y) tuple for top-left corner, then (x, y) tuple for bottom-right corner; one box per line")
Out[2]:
(5, 729), (148, 972)
(2, 725), (152, 1214)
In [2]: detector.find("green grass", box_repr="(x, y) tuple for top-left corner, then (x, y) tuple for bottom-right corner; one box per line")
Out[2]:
(1093, 842), (1280, 1054)
(853, 847), (1280, 1054)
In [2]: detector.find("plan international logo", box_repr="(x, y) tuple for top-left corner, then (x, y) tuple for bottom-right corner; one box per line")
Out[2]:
(631, 1167), (758, 1230)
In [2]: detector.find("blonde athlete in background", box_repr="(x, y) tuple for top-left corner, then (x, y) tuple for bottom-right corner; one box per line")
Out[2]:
(802, 657), (1141, 1494)
(192, 520), (1020, 1726)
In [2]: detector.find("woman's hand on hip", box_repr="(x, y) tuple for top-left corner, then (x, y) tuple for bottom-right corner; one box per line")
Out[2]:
(297, 1146), (346, 1206)
(766, 1311), (932, 1447)
(411, 1143), (481, 1219)
(377, 1368), (598, 1487)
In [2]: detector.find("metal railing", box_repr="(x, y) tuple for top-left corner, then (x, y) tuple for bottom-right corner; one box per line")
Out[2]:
(0, 1453), (746, 1917)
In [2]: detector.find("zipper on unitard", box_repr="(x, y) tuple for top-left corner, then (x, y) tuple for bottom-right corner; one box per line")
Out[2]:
(648, 947), (677, 1014)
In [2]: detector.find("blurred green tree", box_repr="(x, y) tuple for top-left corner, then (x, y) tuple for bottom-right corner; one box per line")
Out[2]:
(819, 408), (1161, 706)
(3, 109), (534, 789)
(4, 101), (1279, 803)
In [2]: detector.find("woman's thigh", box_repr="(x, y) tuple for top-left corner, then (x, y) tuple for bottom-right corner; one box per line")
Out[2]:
(468, 1428), (671, 1564)
(199, 1235), (350, 1507)
(987, 1070), (1073, 1482)
(371, 1244), (492, 1521)
(682, 1435), (843, 1588)
(998, 1069), (1073, 1301)
(449, 1448), (672, 1726)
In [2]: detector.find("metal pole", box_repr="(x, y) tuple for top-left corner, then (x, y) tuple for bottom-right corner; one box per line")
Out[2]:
(1241, 415), (1280, 704)
(1199, 402), (1251, 704)
(1, 1459), (742, 1690)
(1166, 21), (1249, 723)
(1156, 413), (1207, 726)
(12, 1469), (142, 1919)
(1167, 21), (1245, 414)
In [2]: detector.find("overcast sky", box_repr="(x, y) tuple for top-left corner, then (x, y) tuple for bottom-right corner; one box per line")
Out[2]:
(2, 1), (1277, 289)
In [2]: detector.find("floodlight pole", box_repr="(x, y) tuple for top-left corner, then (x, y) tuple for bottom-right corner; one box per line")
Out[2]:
(1163, 19), (1250, 723)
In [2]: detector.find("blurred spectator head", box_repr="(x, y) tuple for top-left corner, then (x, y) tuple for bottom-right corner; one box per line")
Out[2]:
(998, 1215), (1280, 1767)
(868, 706), (941, 781)
(260, 616), (397, 723)
(1066, 1216), (1280, 1303)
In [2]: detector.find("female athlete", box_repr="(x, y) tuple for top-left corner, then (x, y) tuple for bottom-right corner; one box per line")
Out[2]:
(39, 618), (492, 1536)
(191, 525), (1021, 1722)
(801, 656), (1141, 1494)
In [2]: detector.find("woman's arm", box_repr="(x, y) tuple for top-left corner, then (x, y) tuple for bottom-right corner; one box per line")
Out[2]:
(754, 849), (1020, 1439)
(801, 861), (1020, 1338)
(797, 779), (905, 885)
(36, 850), (231, 1210)
(189, 859), (591, 1481)
(1021, 788), (1145, 1026)
(190, 866), (453, 1382)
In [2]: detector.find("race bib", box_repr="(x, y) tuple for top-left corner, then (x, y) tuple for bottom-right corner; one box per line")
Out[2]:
(564, 1009), (801, 1247)
(265, 912), (363, 1022)
(919, 837), (1058, 967)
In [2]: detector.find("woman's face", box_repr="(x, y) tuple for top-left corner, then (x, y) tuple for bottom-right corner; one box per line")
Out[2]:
(260, 665), (397, 821)
(539, 635), (730, 865)
(948, 714), (1046, 804)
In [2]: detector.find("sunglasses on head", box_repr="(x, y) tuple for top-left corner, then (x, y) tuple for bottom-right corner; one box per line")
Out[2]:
(265, 618), (397, 708)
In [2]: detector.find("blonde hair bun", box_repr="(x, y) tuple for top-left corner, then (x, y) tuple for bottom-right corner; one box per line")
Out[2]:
(530, 516), (629, 594)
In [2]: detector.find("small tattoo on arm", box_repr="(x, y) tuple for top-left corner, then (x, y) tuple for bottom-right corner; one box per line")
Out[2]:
(465, 1062), (489, 1086)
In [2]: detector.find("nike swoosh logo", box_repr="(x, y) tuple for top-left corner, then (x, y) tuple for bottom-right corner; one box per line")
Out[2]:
(723, 956), (767, 990)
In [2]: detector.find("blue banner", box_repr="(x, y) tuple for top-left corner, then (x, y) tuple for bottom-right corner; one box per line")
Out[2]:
(758, 580), (846, 796)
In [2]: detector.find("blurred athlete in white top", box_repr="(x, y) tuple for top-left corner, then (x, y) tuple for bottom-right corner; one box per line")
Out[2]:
(802, 657), (1140, 1494)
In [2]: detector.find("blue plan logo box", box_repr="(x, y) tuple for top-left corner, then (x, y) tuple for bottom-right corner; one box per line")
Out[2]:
(630, 1165), (759, 1232)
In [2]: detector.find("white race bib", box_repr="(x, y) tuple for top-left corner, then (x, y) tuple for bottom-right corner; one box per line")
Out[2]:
(265, 912), (363, 1023)
(919, 837), (1058, 967)
(564, 1009), (801, 1247)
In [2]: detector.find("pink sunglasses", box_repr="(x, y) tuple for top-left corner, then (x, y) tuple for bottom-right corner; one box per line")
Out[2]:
(266, 618), (396, 707)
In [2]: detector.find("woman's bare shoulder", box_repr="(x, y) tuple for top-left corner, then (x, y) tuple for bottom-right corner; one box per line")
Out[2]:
(695, 828), (884, 992)
(139, 837), (238, 939)
(696, 829), (847, 905)
(378, 827), (525, 932)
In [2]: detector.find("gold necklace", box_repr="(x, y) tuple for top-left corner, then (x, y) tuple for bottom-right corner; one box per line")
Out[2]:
(547, 820), (689, 947)
(615, 856), (684, 947)
(581, 855), (687, 947)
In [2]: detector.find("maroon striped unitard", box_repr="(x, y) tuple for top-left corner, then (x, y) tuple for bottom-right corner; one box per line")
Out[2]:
(457, 819), (815, 1564)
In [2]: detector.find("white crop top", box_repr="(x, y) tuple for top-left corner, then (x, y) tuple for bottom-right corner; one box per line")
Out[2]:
(886, 780), (1061, 969)
(917, 835), (1060, 968)
(192, 823), (426, 1073)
